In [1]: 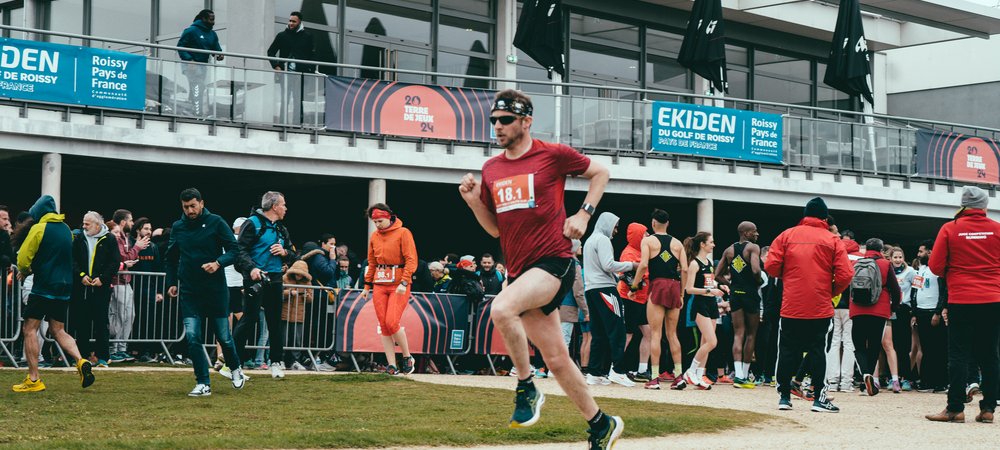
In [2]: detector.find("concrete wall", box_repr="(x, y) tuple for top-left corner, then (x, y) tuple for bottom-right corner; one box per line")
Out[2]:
(888, 81), (1000, 130)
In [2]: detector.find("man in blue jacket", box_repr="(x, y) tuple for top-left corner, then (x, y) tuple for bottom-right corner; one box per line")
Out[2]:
(13, 195), (95, 392)
(165, 188), (247, 396)
(177, 9), (223, 117)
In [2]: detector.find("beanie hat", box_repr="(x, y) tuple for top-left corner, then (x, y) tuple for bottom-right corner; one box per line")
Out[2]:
(804, 197), (829, 219)
(232, 217), (247, 232)
(960, 186), (989, 210)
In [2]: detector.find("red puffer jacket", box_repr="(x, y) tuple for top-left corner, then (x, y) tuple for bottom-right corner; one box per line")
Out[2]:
(617, 222), (649, 304)
(849, 251), (902, 319)
(764, 217), (853, 319)
(928, 209), (1000, 304)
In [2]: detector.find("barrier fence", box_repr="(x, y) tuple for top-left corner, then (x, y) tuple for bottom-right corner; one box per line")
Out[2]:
(1, 272), (528, 374)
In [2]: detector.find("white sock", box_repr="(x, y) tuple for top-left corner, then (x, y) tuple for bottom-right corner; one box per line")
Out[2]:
(696, 367), (706, 379)
(686, 359), (701, 377)
(638, 362), (648, 373)
(891, 375), (899, 382)
(734, 363), (745, 379)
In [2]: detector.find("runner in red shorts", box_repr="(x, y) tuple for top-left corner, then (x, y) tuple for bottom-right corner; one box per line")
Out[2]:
(459, 89), (622, 449)
(631, 209), (687, 390)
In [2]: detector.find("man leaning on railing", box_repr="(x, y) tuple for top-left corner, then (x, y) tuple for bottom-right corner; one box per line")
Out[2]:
(177, 9), (224, 118)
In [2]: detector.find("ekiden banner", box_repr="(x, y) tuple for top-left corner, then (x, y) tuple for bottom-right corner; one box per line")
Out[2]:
(325, 76), (495, 142)
(916, 129), (1000, 185)
(334, 290), (471, 355)
(650, 101), (783, 164)
(0, 37), (146, 111)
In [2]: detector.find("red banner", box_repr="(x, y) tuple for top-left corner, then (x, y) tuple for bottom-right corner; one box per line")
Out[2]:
(325, 76), (495, 142)
(917, 129), (1000, 185)
(473, 296), (533, 356)
(334, 290), (470, 355)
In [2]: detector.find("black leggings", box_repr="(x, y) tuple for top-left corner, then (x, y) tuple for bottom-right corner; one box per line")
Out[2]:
(852, 315), (886, 376)
(71, 286), (112, 361)
(233, 277), (285, 363)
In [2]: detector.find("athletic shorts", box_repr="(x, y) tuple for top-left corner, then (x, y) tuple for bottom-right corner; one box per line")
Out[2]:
(623, 299), (647, 333)
(689, 295), (720, 321)
(228, 287), (245, 314)
(729, 290), (761, 314)
(23, 294), (69, 323)
(508, 257), (575, 315)
(648, 278), (682, 309)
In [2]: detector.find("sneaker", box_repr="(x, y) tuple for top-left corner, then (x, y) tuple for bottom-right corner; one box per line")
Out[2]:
(218, 365), (250, 381)
(734, 377), (756, 389)
(213, 360), (224, 371)
(386, 365), (400, 376)
(684, 372), (711, 390)
(271, 361), (286, 379)
(400, 356), (415, 375)
(509, 386), (545, 428)
(12, 375), (45, 393)
(703, 376), (716, 386)
(315, 361), (337, 372)
(975, 410), (994, 423)
(669, 376), (687, 390)
(96, 359), (109, 368)
(716, 375), (734, 384)
(644, 378), (661, 390)
(658, 371), (676, 382)
(140, 354), (159, 363)
(864, 374), (879, 397)
(188, 384), (211, 397)
(108, 352), (127, 363)
(925, 409), (965, 423)
(172, 355), (187, 365)
(778, 395), (793, 410)
(586, 374), (612, 386)
(587, 415), (624, 450)
(966, 383), (981, 403)
(791, 380), (811, 400)
(812, 398), (840, 413)
(77, 359), (95, 389)
(536, 368), (549, 379)
(230, 368), (247, 389)
(121, 352), (136, 362)
(290, 361), (307, 371)
(892, 379), (902, 394)
(901, 379), (913, 391)
(608, 370), (636, 387)
(839, 383), (856, 393)
(630, 370), (652, 382)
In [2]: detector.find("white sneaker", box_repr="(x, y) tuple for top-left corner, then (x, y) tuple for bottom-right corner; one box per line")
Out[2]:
(315, 361), (337, 372)
(231, 368), (247, 389)
(188, 384), (211, 397)
(271, 361), (285, 379)
(291, 361), (307, 371)
(608, 370), (636, 387)
(586, 373), (612, 386)
(219, 365), (251, 381)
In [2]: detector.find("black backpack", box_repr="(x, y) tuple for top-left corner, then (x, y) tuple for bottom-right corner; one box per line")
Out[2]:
(850, 258), (882, 306)
(448, 271), (485, 304)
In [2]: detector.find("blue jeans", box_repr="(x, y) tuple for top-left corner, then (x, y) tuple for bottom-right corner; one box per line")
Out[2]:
(184, 316), (240, 385)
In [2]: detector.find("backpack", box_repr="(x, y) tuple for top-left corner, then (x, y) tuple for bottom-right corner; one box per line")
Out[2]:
(850, 258), (882, 306)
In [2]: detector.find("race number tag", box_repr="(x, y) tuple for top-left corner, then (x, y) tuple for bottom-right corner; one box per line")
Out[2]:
(374, 267), (396, 284)
(913, 275), (925, 289)
(493, 174), (536, 213)
(704, 274), (716, 289)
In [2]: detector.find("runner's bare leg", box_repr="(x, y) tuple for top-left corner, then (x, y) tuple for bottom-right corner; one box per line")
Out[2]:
(522, 308), (599, 419)
(490, 268), (561, 378)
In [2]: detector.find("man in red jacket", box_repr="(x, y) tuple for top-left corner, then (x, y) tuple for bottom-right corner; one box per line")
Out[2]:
(926, 186), (1000, 424)
(764, 197), (853, 413)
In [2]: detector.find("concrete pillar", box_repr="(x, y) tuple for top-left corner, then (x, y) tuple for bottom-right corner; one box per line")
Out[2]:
(223, 0), (274, 70)
(41, 153), (61, 211)
(697, 198), (713, 236)
(367, 178), (387, 239)
(496, 0), (518, 89)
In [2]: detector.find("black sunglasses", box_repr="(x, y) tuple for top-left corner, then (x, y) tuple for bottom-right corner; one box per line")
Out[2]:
(489, 115), (519, 125)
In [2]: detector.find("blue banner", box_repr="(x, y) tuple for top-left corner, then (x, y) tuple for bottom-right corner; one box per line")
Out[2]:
(0, 37), (146, 111)
(650, 101), (783, 164)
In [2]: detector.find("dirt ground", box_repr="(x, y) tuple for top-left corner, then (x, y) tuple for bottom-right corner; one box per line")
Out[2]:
(404, 373), (997, 449)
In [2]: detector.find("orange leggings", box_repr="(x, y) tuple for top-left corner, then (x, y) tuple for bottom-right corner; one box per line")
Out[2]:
(372, 283), (410, 336)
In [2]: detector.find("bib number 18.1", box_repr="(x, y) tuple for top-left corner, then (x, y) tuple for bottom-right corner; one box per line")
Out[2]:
(493, 173), (536, 213)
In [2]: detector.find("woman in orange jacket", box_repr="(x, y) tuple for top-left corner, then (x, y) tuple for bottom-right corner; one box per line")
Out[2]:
(360, 203), (418, 375)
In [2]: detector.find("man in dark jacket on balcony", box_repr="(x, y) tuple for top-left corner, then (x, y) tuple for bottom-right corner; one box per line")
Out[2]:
(178, 9), (224, 117)
(268, 11), (317, 124)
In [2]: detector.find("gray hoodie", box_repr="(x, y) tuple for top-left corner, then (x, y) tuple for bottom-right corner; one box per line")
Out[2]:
(85, 223), (110, 267)
(583, 212), (635, 290)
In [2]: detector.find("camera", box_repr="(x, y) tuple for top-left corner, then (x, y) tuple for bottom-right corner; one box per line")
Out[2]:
(247, 272), (271, 296)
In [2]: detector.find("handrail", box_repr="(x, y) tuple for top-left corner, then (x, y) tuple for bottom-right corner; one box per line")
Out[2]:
(4, 23), (1000, 135)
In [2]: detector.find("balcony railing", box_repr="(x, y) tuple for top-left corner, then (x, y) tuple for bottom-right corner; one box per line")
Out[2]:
(4, 24), (1000, 183)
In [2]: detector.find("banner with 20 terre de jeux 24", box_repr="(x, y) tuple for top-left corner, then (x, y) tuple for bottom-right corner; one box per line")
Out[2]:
(0, 37), (146, 111)
(650, 101), (783, 164)
(916, 129), (1000, 185)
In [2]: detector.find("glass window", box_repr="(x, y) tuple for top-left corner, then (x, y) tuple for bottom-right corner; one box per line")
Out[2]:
(754, 75), (810, 106)
(439, 0), (489, 17)
(345, 0), (430, 44)
(439, 15), (489, 53)
(727, 70), (748, 100)
(645, 53), (687, 91)
(3, 4), (26, 39)
(40, 0), (84, 44)
(275, 0), (338, 28)
(570, 14), (638, 49)
(755, 50), (809, 81)
(646, 28), (683, 55)
(726, 45), (747, 67)
(91, 0), (152, 51)
(158, 0), (204, 41)
(438, 52), (491, 89)
(570, 41), (639, 83)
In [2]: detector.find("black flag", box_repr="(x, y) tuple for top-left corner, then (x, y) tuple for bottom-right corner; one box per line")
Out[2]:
(513, 0), (565, 79)
(824, 0), (873, 105)
(678, 0), (728, 93)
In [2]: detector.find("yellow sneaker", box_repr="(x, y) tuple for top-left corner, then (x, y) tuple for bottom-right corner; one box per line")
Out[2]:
(77, 358), (95, 388)
(12, 375), (46, 393)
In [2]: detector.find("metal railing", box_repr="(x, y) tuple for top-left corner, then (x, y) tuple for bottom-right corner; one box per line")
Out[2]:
(1, 268), (23, 367)
(3, 24), (1000, 184)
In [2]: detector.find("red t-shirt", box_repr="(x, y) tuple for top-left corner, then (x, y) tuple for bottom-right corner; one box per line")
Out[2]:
(480, 139), (591, 278)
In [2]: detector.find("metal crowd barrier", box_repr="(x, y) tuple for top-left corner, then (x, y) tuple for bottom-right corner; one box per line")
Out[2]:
(1, 267), (23, 367)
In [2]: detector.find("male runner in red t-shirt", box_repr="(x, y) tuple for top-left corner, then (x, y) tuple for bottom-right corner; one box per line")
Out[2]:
(459, 89), (623, 449)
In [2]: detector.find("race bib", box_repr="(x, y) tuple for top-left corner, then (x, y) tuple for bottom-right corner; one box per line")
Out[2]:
(704, 274), (716, 289)
(913, 275), (925, 289)
(374, 267), (396, 284)
(493, 174), (536, 213)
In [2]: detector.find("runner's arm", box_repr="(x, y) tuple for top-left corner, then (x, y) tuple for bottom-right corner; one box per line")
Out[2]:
(460, 173), (499, 238)
(713, 249), (731, 286)
(674, 239), (688, 296)
(749, 243), (763, 285)
(564, 161), (609, 239)
(631, 237), (652, 290)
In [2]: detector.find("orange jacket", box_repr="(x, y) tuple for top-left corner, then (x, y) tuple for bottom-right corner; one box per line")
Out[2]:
(364, 218), (418, 286)
(617, 222), (649, 304)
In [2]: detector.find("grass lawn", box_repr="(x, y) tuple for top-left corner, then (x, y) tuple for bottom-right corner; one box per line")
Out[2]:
(0, 370), (765, 449)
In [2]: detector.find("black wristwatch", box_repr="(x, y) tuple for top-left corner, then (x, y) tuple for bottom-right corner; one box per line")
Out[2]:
(580, 203), (596, 216)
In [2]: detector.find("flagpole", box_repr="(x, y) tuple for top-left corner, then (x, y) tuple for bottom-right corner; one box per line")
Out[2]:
(553, 71), (563, 143)
(863, 77), (877, 173)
